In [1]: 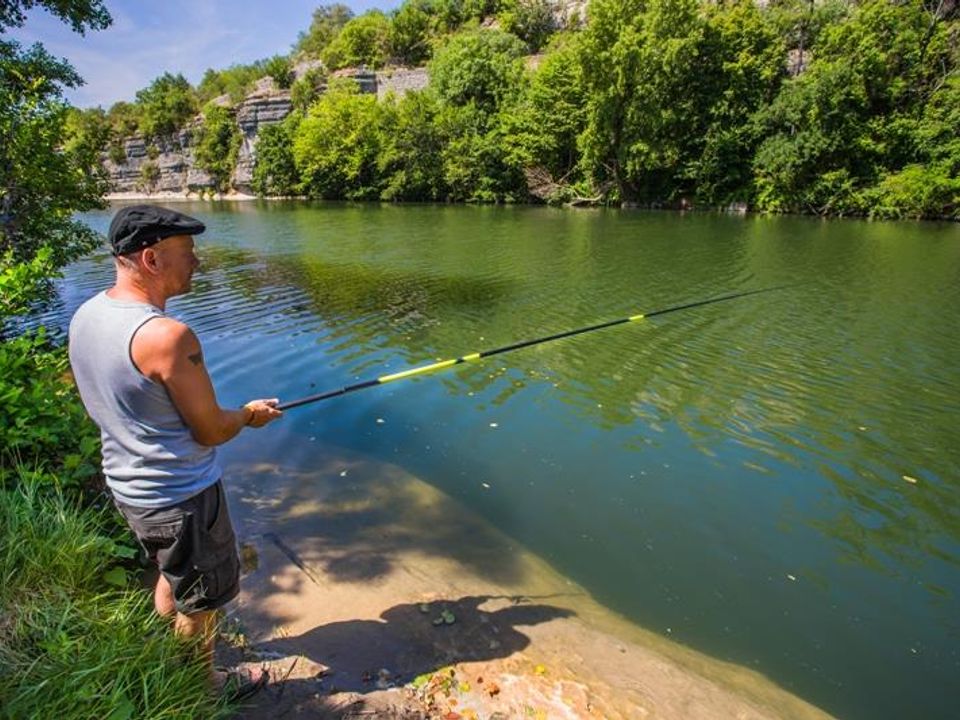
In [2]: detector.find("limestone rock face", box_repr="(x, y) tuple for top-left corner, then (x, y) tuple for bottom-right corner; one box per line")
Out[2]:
(104, 66), (425, 197)
(232, 84), (293, 194)
(105, 122), (213, 195)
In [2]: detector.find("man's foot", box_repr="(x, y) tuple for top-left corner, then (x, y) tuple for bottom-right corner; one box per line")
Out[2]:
(216, 665), (269, 702)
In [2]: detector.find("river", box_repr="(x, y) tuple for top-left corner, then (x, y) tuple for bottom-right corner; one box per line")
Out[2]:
(50, 202), (959, 719)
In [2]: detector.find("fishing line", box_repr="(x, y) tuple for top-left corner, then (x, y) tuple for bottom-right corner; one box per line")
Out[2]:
(277, 285), (792, 411)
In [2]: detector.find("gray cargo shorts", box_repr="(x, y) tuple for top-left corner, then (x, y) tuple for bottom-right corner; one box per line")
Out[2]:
(114, 480), (240, 614)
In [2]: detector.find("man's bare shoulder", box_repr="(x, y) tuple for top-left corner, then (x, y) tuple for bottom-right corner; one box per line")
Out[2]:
(132, 317), (203, 377)
(135, 316), (197, 349)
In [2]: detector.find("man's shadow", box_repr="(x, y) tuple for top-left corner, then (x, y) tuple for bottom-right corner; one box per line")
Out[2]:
(253, 594), (574, 694)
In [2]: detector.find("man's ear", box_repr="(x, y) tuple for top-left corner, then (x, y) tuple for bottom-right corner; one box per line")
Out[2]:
(141, 247), (160, 274)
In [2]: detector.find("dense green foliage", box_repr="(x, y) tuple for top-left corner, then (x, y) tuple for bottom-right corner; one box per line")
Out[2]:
(134, 72), (197, 139)
(294, 3), (355, 57)
(193, 105), (242, 192)
(252, 114), (302, 196)
(294, 80), (387, 199)
(321, 10), (392, 69)
(1, 36), (107, 316)
(1, 4), (230, 714)
(84, 0), (958, 219)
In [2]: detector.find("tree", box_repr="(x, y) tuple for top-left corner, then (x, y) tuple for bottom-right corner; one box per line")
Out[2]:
(428, 29), (526, 113)
(689, 0), (785, 205)
(0, 0), (110, 33)
(390, 0), (434, 65)
(193, 105), (241, 193)
(379, 91), (449, 200)
(0, 0), (112, 319)
(497, 0), (557, 52)
(252, 114), (302, 197)
(265, 55), (293, 89)
(504, 34), (587, 191)
(294, 4), (354, 57)
(135, 72), (197, 139)
(753, 0), (958, 216)
(321, 11), (392, 70)
(293, 80), (388, 199)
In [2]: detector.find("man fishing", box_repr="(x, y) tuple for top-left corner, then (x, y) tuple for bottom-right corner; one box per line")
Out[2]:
(68, 204), (281, 698)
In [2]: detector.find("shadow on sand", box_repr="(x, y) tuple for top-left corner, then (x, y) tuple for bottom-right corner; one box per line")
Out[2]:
(226, 594), (574, 718)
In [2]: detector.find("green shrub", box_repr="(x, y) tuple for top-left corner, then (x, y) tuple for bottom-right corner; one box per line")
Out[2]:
(265, 55), (294, 89)
(138, 159), (160, 192)
(253, 115), (302, 196)
(0, 330), (100, 490)
(193, 105), (241, 193)
(293, 80), (388, 199)
(290, 66), (328, 113)
(321, 11), (392, 70)
(135, 72), (198, 139)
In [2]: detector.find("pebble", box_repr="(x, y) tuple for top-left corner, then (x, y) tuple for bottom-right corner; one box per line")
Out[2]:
(376, 418), (385, 424)
(339, 470), (348, 477)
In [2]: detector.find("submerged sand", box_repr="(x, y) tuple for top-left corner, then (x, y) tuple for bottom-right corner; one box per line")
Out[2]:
(217, 451), (833, 719)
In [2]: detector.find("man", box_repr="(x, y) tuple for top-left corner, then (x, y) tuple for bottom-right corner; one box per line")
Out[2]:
(69, 204), (281, 696)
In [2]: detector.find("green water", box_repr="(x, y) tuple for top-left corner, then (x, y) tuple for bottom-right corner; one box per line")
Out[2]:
(61, 203), (959, 719)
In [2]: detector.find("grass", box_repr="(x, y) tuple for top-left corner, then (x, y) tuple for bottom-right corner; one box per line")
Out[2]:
(0, 477), (232, 720)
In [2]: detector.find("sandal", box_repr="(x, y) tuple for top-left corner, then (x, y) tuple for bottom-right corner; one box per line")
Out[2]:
(220, 665), (269, 702)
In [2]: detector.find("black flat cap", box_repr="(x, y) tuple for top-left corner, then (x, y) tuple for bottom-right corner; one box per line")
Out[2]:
(108, 204), (205, 256)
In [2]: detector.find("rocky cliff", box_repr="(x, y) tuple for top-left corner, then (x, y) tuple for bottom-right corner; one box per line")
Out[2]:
(105, 69), (430, 198)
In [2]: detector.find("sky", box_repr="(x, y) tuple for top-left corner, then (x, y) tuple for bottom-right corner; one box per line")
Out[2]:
(7, 1), (399, 108)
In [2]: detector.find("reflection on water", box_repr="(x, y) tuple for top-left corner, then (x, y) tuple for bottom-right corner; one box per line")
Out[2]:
(57, 202), (959, 720)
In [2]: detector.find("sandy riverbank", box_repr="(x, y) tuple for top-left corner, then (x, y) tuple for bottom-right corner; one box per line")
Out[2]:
(216, 451), (834, 719)
(106, 191), (259, 202)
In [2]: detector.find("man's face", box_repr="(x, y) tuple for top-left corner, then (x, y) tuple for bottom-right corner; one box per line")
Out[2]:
(151, 234), (200, 296)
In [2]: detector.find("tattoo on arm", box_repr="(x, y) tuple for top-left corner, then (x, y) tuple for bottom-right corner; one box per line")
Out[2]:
(188, 350), (203, 366)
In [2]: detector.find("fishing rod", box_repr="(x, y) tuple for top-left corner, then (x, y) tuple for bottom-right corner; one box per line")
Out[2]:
(277, 285), (789, 411)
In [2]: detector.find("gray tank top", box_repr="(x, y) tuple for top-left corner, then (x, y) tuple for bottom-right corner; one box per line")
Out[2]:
(68, 291), (220, 507)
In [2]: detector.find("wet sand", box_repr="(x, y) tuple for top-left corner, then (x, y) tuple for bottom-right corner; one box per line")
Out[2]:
(218, 451), (833, 719)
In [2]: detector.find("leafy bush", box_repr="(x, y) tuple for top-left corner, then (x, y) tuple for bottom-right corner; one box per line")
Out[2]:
(0, 330), (100, 490)
(137, 159), (160, 192)
(193, 105), (241, 192)
(389, 0), (434, 65)
(294, 3), (354, 57)
(428, 29), (526, 113)
(497, 0), (557, 52)
(135, 72), (198, 139)
(253, 115), (302, 196)
(290, 66), (328, 112)
(293, 80), (388, 199)
(265, 55), (294, 89)
(379, 91), (449, 200)
(321, 11), (392, 69)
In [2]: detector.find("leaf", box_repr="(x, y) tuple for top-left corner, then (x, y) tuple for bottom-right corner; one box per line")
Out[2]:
(108, 695), (135, 720)
(103, 566), (127, 587)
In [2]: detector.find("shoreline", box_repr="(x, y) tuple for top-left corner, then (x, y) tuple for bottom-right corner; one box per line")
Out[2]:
(217, 453), (834, 719)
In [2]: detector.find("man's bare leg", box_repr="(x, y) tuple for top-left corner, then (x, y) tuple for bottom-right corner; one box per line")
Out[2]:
(155, 572), (266, 693)
(154, 572), (175, 617)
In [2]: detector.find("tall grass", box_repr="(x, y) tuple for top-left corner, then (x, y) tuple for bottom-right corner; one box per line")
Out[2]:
(0, 478), (231, 720)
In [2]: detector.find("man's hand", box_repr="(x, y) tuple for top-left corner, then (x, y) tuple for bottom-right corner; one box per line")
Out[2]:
(243, 399), (282, 428)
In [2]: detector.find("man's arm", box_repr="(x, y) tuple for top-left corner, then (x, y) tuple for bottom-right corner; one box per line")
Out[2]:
(132, 317), (281, 446)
